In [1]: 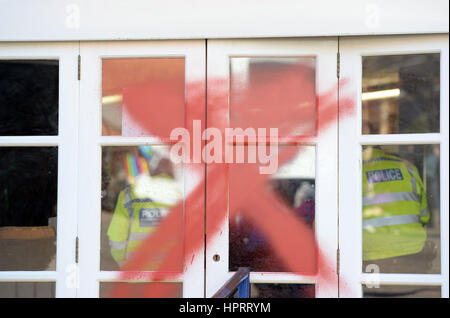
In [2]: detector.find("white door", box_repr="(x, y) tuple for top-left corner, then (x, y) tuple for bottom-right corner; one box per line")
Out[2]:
(205, 38), (340, 298)
(77, 40), (206, 297)
(0, 42), (79, 297)
(339, 34), (449, 298)
(3, 36), (446, 299)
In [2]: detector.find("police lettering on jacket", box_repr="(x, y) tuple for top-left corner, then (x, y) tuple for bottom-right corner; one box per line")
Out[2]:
(366, 168), (404, 184)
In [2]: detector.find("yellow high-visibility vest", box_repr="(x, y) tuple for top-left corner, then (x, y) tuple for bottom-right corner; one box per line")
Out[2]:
(363, 147), (429, 261)
(107, 175), (182, 266)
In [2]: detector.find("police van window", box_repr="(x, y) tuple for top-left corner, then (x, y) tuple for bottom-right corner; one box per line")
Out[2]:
(0, 60), (59, 136)
(361, 144), (440, 275)
(362, 54), (440, 134)
(0, 147), (58, 271)
(101, 58), (185, 138)
(100, 145), (184, 272)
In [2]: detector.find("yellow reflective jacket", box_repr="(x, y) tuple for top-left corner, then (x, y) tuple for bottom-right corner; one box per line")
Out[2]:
(362, 147), (429, 261)
(107, 174), (182, 266)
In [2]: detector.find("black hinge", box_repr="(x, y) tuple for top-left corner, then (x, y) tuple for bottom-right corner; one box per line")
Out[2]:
(75, 236), (79, 263)
(337, 52), (340, 79)
(77, 55), (81, 80)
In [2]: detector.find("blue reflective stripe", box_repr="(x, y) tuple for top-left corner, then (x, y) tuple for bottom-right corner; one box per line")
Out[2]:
(123, 187), (135, 219)
(128, 232), (150, 241)
(363, 214), (420, 229)
(122, 186), (135, 258)
(410, 176), (418, 194)
(404, 166), (418, 195)
(363, 192), (420, 206)
(363, 157), (402, 164)
(124, 198), (154, 208)
(420, 208), (428, 217)
(109, 240), (128, 250)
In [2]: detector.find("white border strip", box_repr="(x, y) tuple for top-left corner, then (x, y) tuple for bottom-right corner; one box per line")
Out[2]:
(0, 136), (59, 146)
(359, 134), (442, 145)
(97, 271), (184, 283)
(361, 274), (442, 286)
(0, 271), (57, 282)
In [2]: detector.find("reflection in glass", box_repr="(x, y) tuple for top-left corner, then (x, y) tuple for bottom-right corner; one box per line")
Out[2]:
(363, 285), (441, 298)
(101, 146), (184, 271)
(102, 58), (185, 137)
(362, 54), (440, 134)
(0, 60), (59, 136)
(362, 145), (440, 274)
(229, 146), (315, 272)
(100, 282), (182, 298)
(230, 57), (316, 136)
(0, 147), (58, 271)
(0, 282), (55, 298)
(249, 284), (315, 298)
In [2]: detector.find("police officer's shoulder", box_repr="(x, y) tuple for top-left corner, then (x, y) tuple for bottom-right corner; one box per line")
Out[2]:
(399, 158), (420, 174)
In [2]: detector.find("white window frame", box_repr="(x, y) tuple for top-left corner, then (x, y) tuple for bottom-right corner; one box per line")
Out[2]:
(205, 38), (339, 298)
(1, 35), (447, 299)
(0, 42), (79, 297)
(339, 34), (449, 298)
(77, 40), (206, 298)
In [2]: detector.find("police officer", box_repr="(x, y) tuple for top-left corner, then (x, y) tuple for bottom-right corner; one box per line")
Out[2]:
(107, 149), (182, 267)
(362, 146), (432, 272)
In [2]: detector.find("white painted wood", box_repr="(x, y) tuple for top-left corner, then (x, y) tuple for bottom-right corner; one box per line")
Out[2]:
(0, 0), (448, 41)
(78, 40), (205, 298)
(0, 42), (79, 298)
(361, 273), (442, 286)
(2, 35), (447, 299)
(98, 137), (177, 146)
(0, 271), (57, 282)
(439, 36), (449, 299)
(0, 136), (59, 146)
(206, 38), (339, 298)
(250, 273), (316, 284)
(359, 134), (442, 145)
(97, 271), (184, 283)
(339, 34), (449, 298)
(218, 271), (318, 284)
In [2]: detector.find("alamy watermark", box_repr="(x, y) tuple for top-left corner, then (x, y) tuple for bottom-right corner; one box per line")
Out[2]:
(65, 263), (80, 289)
(365, 3), (380, 29)
(364, 263), (380, 288)
(65, 4), (80, 29)
(170, 120), (279, 174)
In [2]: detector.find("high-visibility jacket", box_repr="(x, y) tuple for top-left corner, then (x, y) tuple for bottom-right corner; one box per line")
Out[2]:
(363, 147), (429, 261)
(107, 174), (182, 266)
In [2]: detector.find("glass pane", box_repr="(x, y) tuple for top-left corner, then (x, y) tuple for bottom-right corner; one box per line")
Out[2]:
(363, 285), (441, 298)
(250, 284), (315, 298)
(101, 146), (184, 271)
(0, 60), (59, 136)
(230, 57), (316, 136)
(229, 146), (316, 272)
(0, 282), (55, 298)
(362, 145), (440, 274)
(0, 147), (58, 271)
(100, 282), (182, 298)
(102, 58), (185, 137)
(362, 54), (440, 134)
